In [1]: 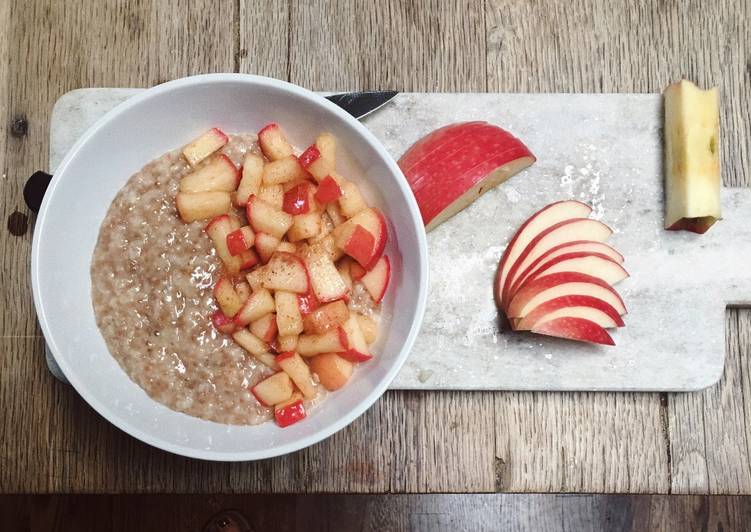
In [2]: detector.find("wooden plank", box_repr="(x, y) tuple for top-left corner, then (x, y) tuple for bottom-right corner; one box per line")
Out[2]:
(238, 0), (289, 79)
(1, 0), (236, 493)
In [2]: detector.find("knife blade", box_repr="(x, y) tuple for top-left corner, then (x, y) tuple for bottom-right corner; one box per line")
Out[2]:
(326, 90), (399, 119)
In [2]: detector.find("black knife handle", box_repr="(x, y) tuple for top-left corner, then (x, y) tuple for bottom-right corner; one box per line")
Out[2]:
(24, 171), (53, 213)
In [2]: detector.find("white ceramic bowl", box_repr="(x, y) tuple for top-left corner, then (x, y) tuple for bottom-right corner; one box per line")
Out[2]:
(31, 74), (428, 461)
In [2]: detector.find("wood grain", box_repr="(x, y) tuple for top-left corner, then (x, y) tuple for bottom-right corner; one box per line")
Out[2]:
(1, 0), (750, 494)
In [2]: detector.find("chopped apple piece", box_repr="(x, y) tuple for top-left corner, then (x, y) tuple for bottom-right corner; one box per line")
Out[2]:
(182, 128), (228, 166)
(340, 315), (372, 362)
(254, 232), (281, 263)
(246, 196), (293, 239)
(263, 252), (310, 294)
(250, 313), (279, 343)
(302, 247), (348, 302)
(277, 241), (297, 253)
(297, 327), (348, 357)
(308, 233), (344, 263)
(326, 202), (346, 226)
(180, 154), (239, 193)
(213, 277), (245, 317)
(309, 353), (352, 391)
(349, 261), (366, 281)
(336, 259), (354, 292)
(233, 328), (272, 358)
(251, 371), (294, 406)
(258, 184), (284, 210)
(205, 215), (243, 273)
(314, 175), (342, 204)
(235, 281), (251, 301)
(297, 291), (320, 316)
(258, 123), (294, 161)
(277, 351), (316, 398)
(298, 145), (334, 182)
(210, 309), (237, 334)
(226, 226), (254, 256)
(274, 395), (306, 427)
(275, 290), (304, 336)
(356, 314), (378, 344)
(176, 191), (231, 223)
(332, 208), (387, 269)
(278, 334), (299, 352)
(664, 80), (721, 233)
(532, 316), (615, 346)
(239, 249), (259, 270)
(245, 266), (267, 290)
(360, 255), (391, 303)
(233, 288), (275, 327)
(287, 212), (321, 242)
(315, 132), (336, 162)
(282, 182), (311, 215)
(235, 153), (264, 206)
(302, 300), (350, 334)
(338, 179), (368, 218)
(262, 155), (309, 186)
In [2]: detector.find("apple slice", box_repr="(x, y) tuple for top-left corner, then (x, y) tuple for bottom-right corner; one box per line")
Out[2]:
(258, 123), (293, 161)
(275, 290), (304, 336)
(282, 182), (311, 215)
(356, 314), (378, 344)
(277, 351), (316, 399)
(262, 155), (309, 185)
(495, 200), (592, 308)
(531, 316), (615, 346)
(515, 295), (625, 331)
(263, 252), (310, 294)
(213, 277), (244, 317)
(314, 175), (342, 204)
(511, 252), (629, 296)
(340, 315), (372, 362)
(302, 300), (350, 334)
(205, 215), (243, 273)
(501, 218), (613, 307)
(250, 313), (279, 343)
(235, 153), (264, 206)
(233, 288), (275, 327)
(274, 394), (307, 428)
(182, 128), (228, 166)
(360, 255), (391, 303)
(302, 247), (348, 302)
(506, 272), (627, 319)
(226, 226), (255, 256)
(315, 132), (336, 162)
(399, 121), (536, 231)
(254, 232), (280, 264)
(298, 145), (334, 182)
(332, 208), (387, 269)
(246, 196), (293, 240)
(176, 191), (231, 223)
(180, 154), (239, 193)
(297, 327), (348, 357)
(210, 309), (237, 334)
(308, 353), (352, 391)
(251, 372), (294, 406)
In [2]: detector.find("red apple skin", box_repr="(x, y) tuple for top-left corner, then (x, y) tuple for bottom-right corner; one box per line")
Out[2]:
(314, 176), (342, 203)
(345, 225), (376, 267)
(509, 251), (629, 297)
(283, 183), (311, 215)
(494, 201), (593, 309)
(365, 209), (388, 270)
(274, 400), (306, 427)
(506, 271), (627, 318)
(297, 291), (321, 316)
(515, 294), (625, 331)
(398, 122), (535, 231)
(298, 145), (321, 168)
(500, 217), (613, 308)
(531, 316), (615, 346)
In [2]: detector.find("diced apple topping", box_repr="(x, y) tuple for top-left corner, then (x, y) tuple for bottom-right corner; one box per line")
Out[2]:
(276, 241), (297, 253)
(205, 215), (243, 273)
(277, 351), (316, 398)
(274, 394), (307, 427)
(298, 145), (334, 182)
(177, 191), (231, 223)
(314, 175), (342, 204)
(302, 247), (348, 302)
(297, 291), (320, 316)
(302, 300), (350, 335)
(263, 252), (310, 294)
(246, 196), (293, 240)
(258, 184), (284, 210)
(236, 153), (264, 206)
(262, 155), (310, 186)
(250, 313), (279, 343)
(309, 353), (352, 391)
(233, 288), (275, 327)
(326, 202), (347, 226)
(278, 334), (299, 352)
(258, 123), (293, 161)
(226, 226), (255, 256)
(338, 179), (368, 218)
(183, 128), (228, 166)
(360, 255), (391, 303)
(332, 208), (387, 269)
(282, 182), (311, 215)
(356, 314), (378, 344)
(297, 327), (348, 357)
(180, 154), (239, 194)
(287, 212), (321, 242)
(315, 132), (336, 162)
(211, 309), (237, 335)
(251, 371), (294, 406)
(340, 315), (372, 362)
(213, 277), (245, 317)
(275, 290), (304, 336)
(235, 281), (251, 301)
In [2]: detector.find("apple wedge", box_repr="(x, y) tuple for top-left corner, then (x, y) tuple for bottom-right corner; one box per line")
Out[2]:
(314, 176), (342, 204)
(399, 121), (536, 231)
(510, 252), (629, 296)
(360, 255), (391, 303)
(531, 317), (615, 346)
(495, 200), (592, 309)
(263, 252), (310, 294)
(180, 154), (239, 193)
(332, 208), (387, 269)
(182, 128), (228, 166)
(506, 272), (627, 319)
(514, 295), (625, 331)
(501, 218), (613, 308)
(282, 182), (311, 215)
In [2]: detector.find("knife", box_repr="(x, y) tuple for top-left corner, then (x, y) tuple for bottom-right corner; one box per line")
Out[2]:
(23, 90), (399, 213)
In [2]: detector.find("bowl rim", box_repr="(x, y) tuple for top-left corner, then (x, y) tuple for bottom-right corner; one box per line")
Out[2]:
(31, 73), (429, 461)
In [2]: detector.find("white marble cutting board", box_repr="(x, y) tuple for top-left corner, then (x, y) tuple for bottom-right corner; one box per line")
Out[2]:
(45, 88), (751, 391)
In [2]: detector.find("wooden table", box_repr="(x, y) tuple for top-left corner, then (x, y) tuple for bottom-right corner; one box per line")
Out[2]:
(1, 0), (749, 494)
